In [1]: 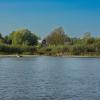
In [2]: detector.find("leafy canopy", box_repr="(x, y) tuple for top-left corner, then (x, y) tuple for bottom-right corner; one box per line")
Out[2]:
(9, 29), (38, 46)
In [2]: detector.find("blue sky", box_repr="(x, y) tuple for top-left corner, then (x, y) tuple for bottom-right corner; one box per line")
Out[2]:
(0, 0), (100, 37)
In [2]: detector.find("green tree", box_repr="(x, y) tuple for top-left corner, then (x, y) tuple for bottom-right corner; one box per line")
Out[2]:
(0, 33), (2, 39)
(46, 27), (66, 45)
(4, 35), (12, 44)
(0, 33), (5, 44)
(83, 32), (95, 45)
(9, 29), (38, 46)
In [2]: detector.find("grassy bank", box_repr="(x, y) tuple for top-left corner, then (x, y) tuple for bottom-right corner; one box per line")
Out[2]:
(0, 44), (100, 57)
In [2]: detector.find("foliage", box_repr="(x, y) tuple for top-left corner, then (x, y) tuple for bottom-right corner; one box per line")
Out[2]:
(0, 28), (100, 56)
(9, 29), (38, 46)
(0, 33), (2, 39)
(46, 27), (66, 45)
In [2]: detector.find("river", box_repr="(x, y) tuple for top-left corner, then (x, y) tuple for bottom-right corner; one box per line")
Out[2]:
(0, 56), (100, 100)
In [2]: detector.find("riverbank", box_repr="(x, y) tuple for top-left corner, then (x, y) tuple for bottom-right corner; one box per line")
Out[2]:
(0, 55), (39, 58)
(0, 54), (100, 58)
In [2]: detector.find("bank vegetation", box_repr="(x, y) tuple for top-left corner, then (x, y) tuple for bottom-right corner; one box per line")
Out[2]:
(0, 27), (100, 56)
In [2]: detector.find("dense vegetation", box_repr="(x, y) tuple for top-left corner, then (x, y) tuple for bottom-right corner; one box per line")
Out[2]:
(0, 27), (100, 56)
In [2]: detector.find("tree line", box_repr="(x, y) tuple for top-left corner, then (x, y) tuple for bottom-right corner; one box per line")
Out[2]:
(0, 27), (100, 56)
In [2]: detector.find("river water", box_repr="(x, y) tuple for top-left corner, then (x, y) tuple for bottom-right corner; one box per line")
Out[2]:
(0, 56), (100, 100)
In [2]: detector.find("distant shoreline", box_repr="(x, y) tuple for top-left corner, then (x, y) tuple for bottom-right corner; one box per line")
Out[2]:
(0, 55), (39, 57)
(0, 55), (100, 58)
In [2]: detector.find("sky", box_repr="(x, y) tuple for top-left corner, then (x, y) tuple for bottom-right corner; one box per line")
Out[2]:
(0, 0), (100, 37)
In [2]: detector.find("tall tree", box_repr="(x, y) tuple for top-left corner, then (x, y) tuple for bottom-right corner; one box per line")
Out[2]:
(0, 33), (2, 39)
(46, 27), (66, 45)
(83, 32), (95, 45)
(0, 33), (5, 44)
(9, 29), (38, 46)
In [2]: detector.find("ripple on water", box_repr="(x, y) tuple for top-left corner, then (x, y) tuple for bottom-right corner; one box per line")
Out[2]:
(0, 57), (100, 100)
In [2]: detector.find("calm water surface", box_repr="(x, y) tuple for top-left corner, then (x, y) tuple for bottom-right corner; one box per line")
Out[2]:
(0, 56), (100, 100)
